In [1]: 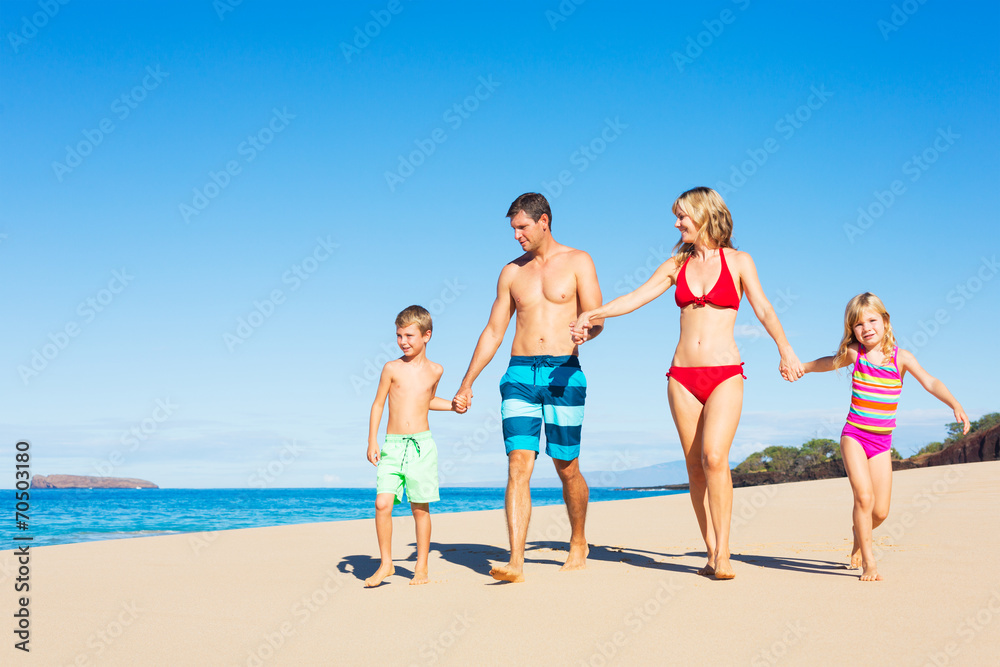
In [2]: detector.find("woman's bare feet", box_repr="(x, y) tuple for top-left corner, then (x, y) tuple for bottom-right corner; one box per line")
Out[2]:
(364, 563), (395, 587)
(697, 552), (717, 577)
(410, 568), (429, 585)
(489, 563), (525, 583)
(713, 554), (736, 580)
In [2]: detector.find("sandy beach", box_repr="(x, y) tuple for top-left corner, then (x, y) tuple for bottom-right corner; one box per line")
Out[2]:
(5, 461), (999, 666)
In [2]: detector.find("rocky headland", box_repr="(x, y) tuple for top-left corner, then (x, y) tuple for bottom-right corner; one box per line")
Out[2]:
(31, 474), (158, 489)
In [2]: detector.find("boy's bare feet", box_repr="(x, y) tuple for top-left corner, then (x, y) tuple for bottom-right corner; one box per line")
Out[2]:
(364, 564), (395, 587)
(713, 555), (736, 580)
(560, 543), (589, 571)
(859, 564), (882, 581)
(490, 563), (525, 583)
(410, 568), (429, 585)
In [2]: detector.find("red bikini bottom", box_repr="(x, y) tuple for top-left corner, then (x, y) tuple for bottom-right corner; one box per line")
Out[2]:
(666, 363), (746, 404)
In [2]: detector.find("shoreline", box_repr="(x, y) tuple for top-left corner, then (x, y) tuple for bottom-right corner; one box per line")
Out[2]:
(4, 461), (998, 665)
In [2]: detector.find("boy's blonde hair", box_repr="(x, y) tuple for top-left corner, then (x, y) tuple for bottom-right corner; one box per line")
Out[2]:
(395, 305), (433, 335)
(833, 292), (897, 368)
(671, 186), (735, 265)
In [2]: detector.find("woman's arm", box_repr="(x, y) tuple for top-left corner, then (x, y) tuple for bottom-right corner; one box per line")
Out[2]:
(897, 349), (970, 434)
(571, 258), (677, 342)
(737, 251), (804, 381)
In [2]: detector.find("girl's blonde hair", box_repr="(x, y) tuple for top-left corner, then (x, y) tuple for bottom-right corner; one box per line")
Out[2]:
(833, 292), (897, 368)
(671, 186), (735, 265)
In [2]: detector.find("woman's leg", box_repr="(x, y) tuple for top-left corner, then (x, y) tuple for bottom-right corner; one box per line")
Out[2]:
(700, 373), (744, 579)
(668, 379), (714, 574)
(841, 436), (882, 581)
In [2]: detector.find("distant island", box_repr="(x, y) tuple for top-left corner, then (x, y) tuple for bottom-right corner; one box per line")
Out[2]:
(31, 474), (158, 489)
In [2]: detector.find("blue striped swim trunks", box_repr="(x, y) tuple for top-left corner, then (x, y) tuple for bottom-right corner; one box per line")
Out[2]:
(500, 355), (586, 461)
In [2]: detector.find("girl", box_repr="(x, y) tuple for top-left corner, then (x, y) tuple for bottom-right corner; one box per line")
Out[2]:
(802, 292), (969, 581)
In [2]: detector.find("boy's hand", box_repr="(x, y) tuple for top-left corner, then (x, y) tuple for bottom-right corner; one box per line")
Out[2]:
(954, 406), (971, 435)
(367, 442), (381, 466)
(454, 387), (472, 413)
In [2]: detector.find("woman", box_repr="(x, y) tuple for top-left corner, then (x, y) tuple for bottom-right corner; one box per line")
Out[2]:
(572, 187), (803, 579)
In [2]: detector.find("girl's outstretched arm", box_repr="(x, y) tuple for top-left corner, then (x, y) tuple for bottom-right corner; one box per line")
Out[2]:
(897, 349), (971, 434)
(803, 347), (857, 374)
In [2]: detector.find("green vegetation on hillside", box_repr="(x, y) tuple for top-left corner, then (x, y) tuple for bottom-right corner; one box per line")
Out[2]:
(736, 412), (998, 473)
(915, 412), (999, 456)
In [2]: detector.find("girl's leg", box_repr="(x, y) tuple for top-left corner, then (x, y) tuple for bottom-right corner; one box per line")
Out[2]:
(700, 374), (744, 580)
(410, 502), (431, 585)
(869, 451), (893, 530)
(365, 493), (397, 587)
(840, 437), (882, 581)
(668, 381), (714, 574)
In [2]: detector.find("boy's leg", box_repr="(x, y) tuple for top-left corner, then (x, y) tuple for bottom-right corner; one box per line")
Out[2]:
(411, 502), (431, 585)
(365, 492), (397, 587)
(841, 437), (882, 581)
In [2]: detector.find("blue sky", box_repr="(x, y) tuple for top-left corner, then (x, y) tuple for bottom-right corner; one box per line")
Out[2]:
(2, 1), (998, 488)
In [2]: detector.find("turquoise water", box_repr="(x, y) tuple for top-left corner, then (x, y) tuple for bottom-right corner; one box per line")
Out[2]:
(20, 487), (682, 547)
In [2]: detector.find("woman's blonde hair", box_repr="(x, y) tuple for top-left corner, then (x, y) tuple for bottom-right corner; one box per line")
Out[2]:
(671, 186), (735, 265)
(833, 292), (897, 368)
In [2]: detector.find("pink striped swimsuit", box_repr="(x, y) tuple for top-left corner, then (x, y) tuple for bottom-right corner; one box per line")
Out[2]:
(842, 345), (902, 458)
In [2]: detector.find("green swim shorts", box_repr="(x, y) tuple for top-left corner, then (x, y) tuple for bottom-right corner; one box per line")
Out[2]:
(375, 431), (439, 505)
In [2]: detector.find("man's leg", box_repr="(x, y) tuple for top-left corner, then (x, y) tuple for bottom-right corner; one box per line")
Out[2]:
(553, 457), (589, 570)
(491, 450), (535, 582)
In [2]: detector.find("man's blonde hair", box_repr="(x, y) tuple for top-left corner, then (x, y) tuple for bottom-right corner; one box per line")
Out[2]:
(671, 186), (735, 265)
(395, 305), (433, 335)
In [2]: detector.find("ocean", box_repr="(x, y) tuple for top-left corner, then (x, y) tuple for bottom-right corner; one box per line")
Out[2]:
(22, 487), (683, 548)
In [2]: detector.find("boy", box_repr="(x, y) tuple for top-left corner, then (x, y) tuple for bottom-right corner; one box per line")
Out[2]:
(365, 305), (456, 587)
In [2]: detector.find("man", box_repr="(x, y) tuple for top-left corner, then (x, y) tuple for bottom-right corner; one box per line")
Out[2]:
(454, 192), (603, 582)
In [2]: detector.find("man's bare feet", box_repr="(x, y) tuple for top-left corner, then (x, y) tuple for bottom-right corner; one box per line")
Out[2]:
(364, 564), (395, 587)
(410, 568), (429, 585)
(489, 563), (525, 583)
(713, 555), (735, 580)
(859, 564), (882, 581)
(560, 543), (589, 571)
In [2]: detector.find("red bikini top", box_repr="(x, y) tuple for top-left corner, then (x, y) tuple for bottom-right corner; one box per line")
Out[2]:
(674, 248), (741, 310)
